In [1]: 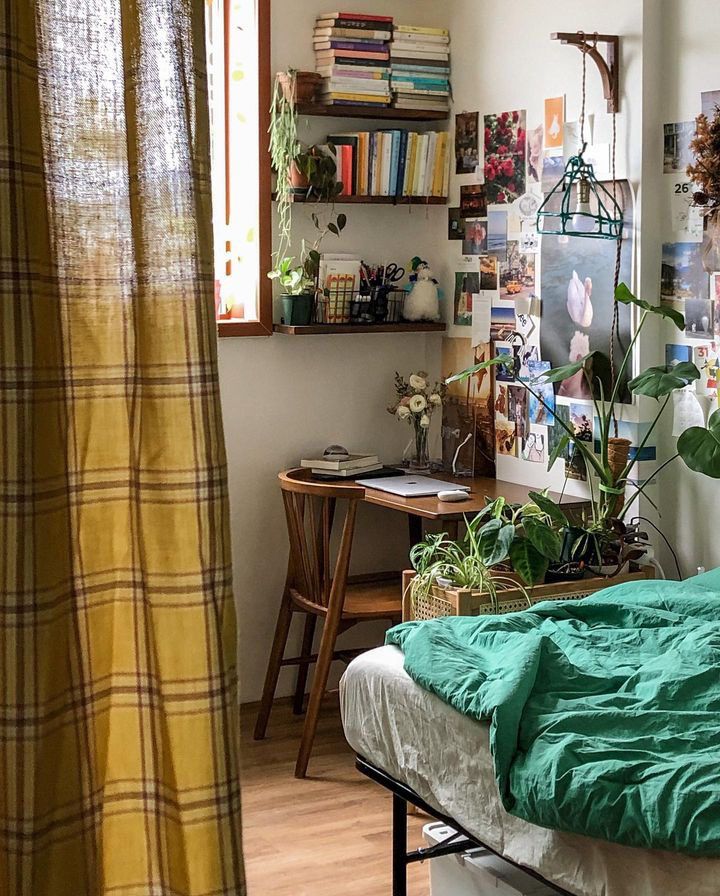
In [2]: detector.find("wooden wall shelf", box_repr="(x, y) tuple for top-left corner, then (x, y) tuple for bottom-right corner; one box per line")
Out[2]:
(275, 193), (446, 206)
(295, 103), (449, 122)
(274, 322), (446, 335)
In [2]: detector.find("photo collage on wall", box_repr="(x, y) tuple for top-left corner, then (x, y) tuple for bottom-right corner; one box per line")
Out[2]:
(658, 88), (720, 437)
(443, 91), (631, 474)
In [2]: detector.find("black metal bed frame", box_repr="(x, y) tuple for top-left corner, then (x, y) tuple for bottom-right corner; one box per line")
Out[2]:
(355, 755), (575, 896)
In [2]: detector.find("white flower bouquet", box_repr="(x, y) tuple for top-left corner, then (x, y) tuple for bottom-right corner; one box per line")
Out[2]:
(388, 370), (447, 471)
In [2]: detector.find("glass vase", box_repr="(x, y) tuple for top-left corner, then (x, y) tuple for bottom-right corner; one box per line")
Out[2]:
(410, 422), (430, 473)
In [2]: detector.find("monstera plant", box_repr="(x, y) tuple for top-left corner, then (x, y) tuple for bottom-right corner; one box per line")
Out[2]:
(448, 283), (720, 538)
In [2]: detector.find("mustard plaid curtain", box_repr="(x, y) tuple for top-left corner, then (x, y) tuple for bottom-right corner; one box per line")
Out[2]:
(0, 2), (244, 894)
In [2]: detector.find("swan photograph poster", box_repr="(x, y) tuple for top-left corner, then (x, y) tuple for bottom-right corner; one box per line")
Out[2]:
(540, 179), (634, 402)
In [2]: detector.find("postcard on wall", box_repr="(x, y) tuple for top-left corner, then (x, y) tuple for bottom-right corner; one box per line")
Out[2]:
(460, 183), (487, 218)
(540, 179), (634, 402)
(448, 207), (466, 241)
(547, 404), (570, 467)
(494, 343), (516, 382)
(453, 271), (479, 326)
(701, 89), (720, 118)
(663, 121), (696, 175)
(563, 117), (593, 159)
(455, 111), (480, 175)
(527, 359), (555, 426)
(661, 242), (709, 306)
(670, 190), (704, 242)
(541, 154), (565, 194)
(471, 291), (492, 346)
(666, 343), (693, 367)
(499, 240), (535, 302)
(544, 96), (565, 151)
(528, 124), (544, 183)
(509, 385), (528, 442)
(518, 345), (539, 380)
(480, 254), (498, 290)
(567, 402), (593, 481)
(462, 218), (488, 255)
(487, 209), (508, 258)
(685, 297), (714, 339)
(521, 424), (547, 464)
(694, 343), (719, 394)
(490, 303), (516, 341)
(484, 109), (527, 204)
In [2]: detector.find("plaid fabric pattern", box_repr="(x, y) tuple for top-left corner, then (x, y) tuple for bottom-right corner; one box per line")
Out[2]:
(0, 2), (245, 894)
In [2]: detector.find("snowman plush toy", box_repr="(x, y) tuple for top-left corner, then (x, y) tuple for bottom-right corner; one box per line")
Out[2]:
(403, 256), (441, 322)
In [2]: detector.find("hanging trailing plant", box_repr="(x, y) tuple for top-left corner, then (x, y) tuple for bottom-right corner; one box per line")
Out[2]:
(269, 70), (300, 262)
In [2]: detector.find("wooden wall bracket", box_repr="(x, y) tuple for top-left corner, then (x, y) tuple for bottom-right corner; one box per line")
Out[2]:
(550, 32), (620, 113)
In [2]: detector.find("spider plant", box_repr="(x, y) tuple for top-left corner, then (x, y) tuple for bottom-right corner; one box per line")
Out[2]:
(269, 70), (299, 262)
(448, 283), (720, 535)
(408, 525), (527, 614)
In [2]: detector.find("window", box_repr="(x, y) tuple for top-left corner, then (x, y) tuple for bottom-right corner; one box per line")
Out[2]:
(206, 0), (272, 336)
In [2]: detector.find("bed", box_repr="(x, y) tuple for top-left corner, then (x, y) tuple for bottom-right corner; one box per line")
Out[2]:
(340, 643), (720, 896)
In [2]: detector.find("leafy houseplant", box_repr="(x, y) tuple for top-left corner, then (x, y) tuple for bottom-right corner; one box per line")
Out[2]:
(448, 283), (720, 568)
(268, 213), (346, 326)
(293, 146), (343, 203)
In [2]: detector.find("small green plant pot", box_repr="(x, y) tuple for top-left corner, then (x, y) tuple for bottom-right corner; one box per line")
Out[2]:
(281, 291), (314, 326)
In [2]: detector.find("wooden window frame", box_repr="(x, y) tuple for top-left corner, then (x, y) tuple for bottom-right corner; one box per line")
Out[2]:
(218, 0), (273, 338)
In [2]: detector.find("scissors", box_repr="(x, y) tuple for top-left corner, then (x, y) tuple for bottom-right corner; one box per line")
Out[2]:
(383, 263), (405, 285)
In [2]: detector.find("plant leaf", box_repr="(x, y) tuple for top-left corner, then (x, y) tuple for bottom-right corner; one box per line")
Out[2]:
(445, 355), (512, 385)
(615, 282), (685, 330)
(527, 491), (568, 526)
(547, 433), (570, 472)
(477, 520), (515, 566)
(337, 213), (347, 231)
(509, 539), (549, 585)
(327, 223), (338, 235)
(677, 409), (720, 477)
(629, 362), (700, 398)
(541, 353), (596, 384)
(524, 517), (563, 562)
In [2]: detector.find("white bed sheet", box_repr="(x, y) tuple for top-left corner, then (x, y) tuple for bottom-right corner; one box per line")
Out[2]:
(339, 645), (720, 896)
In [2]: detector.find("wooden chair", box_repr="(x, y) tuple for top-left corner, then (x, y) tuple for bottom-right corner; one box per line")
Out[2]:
(254, 468), (402, 778)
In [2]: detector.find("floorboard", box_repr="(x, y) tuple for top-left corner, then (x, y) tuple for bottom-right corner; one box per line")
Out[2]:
(241, 699), (431, 896)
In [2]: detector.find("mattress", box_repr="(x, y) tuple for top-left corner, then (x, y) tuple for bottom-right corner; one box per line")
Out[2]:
(339, 645), (720, 896)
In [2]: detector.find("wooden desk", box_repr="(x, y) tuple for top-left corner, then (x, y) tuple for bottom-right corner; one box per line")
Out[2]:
(286, 469), (585, 544)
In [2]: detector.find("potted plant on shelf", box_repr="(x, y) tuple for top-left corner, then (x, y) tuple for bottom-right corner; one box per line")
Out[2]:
(268, 212), (347, 326)
(447, 283), (720, 571)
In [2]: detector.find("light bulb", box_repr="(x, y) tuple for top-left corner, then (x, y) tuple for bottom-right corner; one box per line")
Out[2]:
(569, 177), (598, 233)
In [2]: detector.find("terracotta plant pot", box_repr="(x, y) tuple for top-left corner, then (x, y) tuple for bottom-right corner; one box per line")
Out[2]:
(607, 437), (632, 515)
(288, 160), (310, 192)
(277, 71), (322, 105)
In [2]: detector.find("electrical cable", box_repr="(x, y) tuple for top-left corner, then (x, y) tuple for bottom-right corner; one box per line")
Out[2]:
(630, 515), (683, 580)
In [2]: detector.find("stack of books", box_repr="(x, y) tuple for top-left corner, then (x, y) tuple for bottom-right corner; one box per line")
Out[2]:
(326, 128), (450, 198)
(301, 453), (382, 478)
(314, 11), (393, 107)
(390, 25), (451, 113)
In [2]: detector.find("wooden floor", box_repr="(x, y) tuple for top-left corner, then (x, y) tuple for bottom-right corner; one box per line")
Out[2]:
(241, 698), (431, 896)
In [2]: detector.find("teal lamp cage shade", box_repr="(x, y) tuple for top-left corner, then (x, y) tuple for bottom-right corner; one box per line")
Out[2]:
(536, 148), (624, 240)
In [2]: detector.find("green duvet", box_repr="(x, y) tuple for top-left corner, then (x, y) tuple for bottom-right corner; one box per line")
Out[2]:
(386, 570), (720, 855)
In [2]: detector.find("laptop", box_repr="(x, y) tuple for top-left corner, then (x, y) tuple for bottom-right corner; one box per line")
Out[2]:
(354, 474), (471, 498)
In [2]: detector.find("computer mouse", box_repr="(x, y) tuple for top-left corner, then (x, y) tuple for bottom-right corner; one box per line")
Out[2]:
(438, 489), (471, 502)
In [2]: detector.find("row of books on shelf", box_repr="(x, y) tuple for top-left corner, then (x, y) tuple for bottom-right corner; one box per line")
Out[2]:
(328, 129), (450, 198)
(313, 12), (450, 111)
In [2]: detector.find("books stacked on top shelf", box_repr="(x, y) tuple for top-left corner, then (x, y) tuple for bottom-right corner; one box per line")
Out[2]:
(314, 11), (393, 107)
(327, 129), (450, 198)
(301, 453), (382, 478)
(390, 24), (451, 113)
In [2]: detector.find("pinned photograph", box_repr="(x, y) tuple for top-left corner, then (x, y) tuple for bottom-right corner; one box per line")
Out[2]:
(544, 96), (564, 151)
(701, 89), (720, 118)
(522, 425), (547, 463)
(460, 183), (487, 218)
(685, 297), (714, 339)
(494, 343), (516, 382)
(487, 209), (508, 258)
(509, 385), (528, 441)
(455, 111), (480, 175)
(480, 255), (498, 290)
(541, 154), (565, 193)
(663, 122), (696, 174)
(484, 109), (527, 204)
(661, 242), (709, 304)
(694, 343), (719, 394)
(490, 304), (516, 341)
(462, 218), (488, 255)
(518, 345), (539, 379)
(665, 343), (693, 367)
(527, 359), (555, 426)
(448, 207), (466, 241)
(528, 124), (544, 183)
(495, 415), (518, 457)
(499, 240), (535, 302)
(453, 271), (478, 326)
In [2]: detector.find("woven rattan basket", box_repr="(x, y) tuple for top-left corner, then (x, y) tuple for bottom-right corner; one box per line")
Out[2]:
(401, 568), (654, 622)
